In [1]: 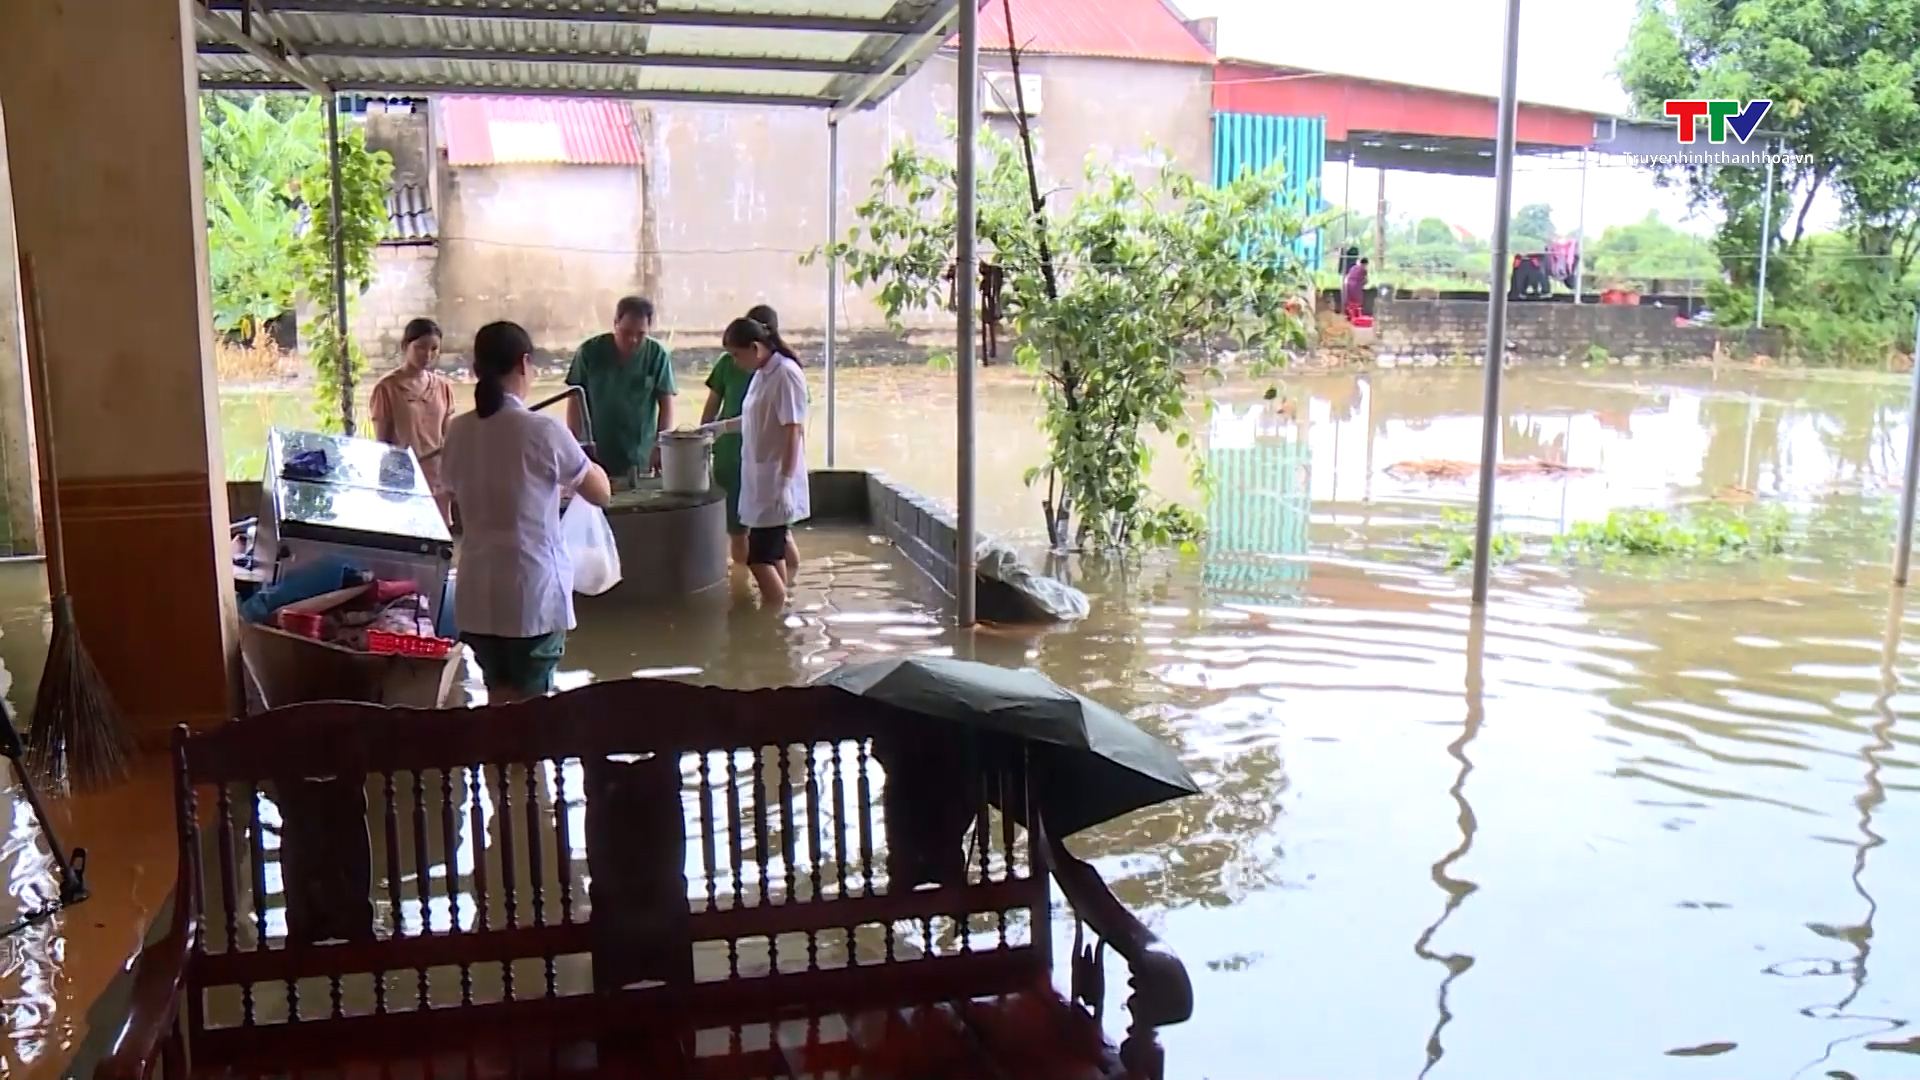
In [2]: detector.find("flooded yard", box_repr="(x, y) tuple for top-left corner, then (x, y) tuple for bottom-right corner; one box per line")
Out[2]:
(11, 363), (1920, 1078)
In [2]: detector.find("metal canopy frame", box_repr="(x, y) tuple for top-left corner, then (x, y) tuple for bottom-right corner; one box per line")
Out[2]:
(192, 0), (957, 110)
(191, 0), (983, 623)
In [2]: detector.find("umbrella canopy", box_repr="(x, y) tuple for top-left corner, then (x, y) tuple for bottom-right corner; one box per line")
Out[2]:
(813, 656), (1199, 836)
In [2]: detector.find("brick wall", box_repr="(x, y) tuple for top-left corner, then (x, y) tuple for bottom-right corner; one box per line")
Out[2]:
(1370, 299), (1780, 363)
(357, 243), (439, 364)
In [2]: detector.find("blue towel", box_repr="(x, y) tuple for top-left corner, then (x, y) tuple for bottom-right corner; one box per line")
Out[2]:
(239, 556), (364, 624)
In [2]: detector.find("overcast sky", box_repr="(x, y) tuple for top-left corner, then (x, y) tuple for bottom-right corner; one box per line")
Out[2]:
(1177, 0), (1836, 240)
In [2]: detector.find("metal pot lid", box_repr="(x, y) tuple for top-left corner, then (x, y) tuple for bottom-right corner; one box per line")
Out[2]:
(659, 429), (714, 445)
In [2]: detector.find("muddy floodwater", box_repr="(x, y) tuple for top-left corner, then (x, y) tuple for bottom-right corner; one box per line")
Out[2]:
(12, 364), (1920, 1078)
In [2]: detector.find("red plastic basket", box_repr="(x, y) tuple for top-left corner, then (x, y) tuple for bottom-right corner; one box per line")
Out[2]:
(367, 631), (456, 659)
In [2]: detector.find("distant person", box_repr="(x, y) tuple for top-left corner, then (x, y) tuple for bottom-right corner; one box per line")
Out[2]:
(698, 316), (809, 607)
(370, 317), (454, 524)
(566, 296), (675, 482)
(1343, 258), (1370, 320)
(444, 321), (612, 703)
(701, 303), (801, 574)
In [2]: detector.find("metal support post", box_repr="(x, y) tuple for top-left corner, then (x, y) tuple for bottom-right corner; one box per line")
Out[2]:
(1573, 149), (1589, 303)
(326, 94), (354, 436)
(1469, 0), (1524, 607)
(954, 0), (979, 626)
(1893, 299), (1920, 586)
(825, 119), (841, 467)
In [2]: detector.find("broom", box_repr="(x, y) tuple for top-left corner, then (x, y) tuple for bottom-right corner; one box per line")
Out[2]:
(18, 254), (132, 794)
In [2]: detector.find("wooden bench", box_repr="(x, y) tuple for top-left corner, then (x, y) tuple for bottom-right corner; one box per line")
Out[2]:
(97, 679), (1193, 1079)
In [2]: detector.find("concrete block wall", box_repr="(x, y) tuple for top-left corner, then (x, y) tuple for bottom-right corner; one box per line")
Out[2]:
(356, 243), (440, 366)
(809, 469), (1051, 624)
(1371, 299), (1780, 363)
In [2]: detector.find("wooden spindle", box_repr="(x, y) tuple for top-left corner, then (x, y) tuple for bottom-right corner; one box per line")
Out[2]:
(523, 760), (555, 998)
(553, 758), (576, 924)
(760, 746), (782, 973)
(213, 783), (239, 953)
(441, 768), (471, 1005)
(753, 748), (773, 905)
(804, 742), (822, 971)
(411, 770), (433, 1010)
(494, 764), (518, 1002)
(379, 771), (402, 1015)
(830, 741), (850, 900)
(211, 780), (252, 1026)
(997, 768), (1014, 950)
(725, 749), (744, 979)
(855, 739), (875, 897)
(698, 750), (719, 913)
(247, 783), (270, 947)
(467, 767), (491, 934)
(179, 759), (207, 1044)
(779, 745), (799, 901)
(974, 781), (994, 952)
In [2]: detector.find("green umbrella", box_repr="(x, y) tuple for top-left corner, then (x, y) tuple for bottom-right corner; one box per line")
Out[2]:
(813, 655), (1199, 836)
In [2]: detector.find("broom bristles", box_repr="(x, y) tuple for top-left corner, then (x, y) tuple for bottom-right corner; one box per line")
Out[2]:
(25, 596), (133, 795)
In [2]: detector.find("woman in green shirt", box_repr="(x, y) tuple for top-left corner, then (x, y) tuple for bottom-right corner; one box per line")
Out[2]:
(702, 304), (799, 574)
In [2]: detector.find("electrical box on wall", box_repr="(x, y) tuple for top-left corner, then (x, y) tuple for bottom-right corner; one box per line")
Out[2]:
(983, 72), (1042, 117)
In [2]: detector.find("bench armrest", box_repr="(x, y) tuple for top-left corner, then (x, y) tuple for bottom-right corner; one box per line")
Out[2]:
(1043, 831), (1193, 1080)
(95, 890), (196, 1080)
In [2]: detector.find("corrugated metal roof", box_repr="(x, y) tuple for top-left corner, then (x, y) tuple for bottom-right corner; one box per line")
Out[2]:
(193, 0), (958, 112)
(296, 178), (438, 242)
(443, 97), (641, 165)
(972, 0), (1213, 66)
(385, 180), (438, 241)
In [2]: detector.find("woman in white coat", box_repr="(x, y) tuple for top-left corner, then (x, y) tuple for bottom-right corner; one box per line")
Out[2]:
(699, 316), (808, 606)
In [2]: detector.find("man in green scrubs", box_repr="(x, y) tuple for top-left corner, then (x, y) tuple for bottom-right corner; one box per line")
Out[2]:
(566, 296), (675, 480)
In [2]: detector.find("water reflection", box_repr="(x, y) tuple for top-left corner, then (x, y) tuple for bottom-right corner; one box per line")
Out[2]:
(1414, 609), (1483, 1079)
(17, 366), (1920, 1077)
(1787, 594), (1906, 1077)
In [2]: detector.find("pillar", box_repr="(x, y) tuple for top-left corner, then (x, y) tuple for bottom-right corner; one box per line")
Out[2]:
(0, 0), (240, 742)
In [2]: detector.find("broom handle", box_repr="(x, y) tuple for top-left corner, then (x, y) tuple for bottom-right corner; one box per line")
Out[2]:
(19, 256), (70, 599)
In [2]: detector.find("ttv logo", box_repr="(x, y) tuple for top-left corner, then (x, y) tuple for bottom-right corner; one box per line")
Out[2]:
(1664, 99), (1772, 144)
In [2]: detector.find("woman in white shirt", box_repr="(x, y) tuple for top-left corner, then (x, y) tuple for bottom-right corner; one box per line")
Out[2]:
(442, 320), (612, 702)
(700, 316), (809, 606)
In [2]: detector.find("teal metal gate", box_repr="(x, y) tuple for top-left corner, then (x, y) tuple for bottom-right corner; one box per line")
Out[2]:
(1212, 112), (1327, 267)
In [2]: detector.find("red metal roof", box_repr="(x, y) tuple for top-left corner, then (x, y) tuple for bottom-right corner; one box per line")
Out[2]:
(442, 97), (642, 167)
(1214, 61), (1598, 147)
(970, 0), (1214, 66)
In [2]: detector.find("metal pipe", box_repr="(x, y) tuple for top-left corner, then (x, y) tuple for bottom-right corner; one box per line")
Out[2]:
(825, 119), (841, 468)
(955, 0), (980, 627)
(198, 79), (838, 109)
(1573, 148), (1589, 303)
(1892, 299), (1920, 586)
(1469, 0), (1525, 608)
(191, 9), (328, 94)
(326, 94), (354, 436)
(1756, 144), (1775, 329)
(1341, 150), (1352, 255)
(205, 0), (912, 35)
(829, 5), (958, 120)
(278, 43), (868, 74)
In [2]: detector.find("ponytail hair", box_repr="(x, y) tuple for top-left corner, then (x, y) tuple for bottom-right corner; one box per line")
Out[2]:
(726, 308), (798, 364)
(471, 320), (532, 419)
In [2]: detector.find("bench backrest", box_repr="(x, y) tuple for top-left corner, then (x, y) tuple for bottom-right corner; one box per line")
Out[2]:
(170, 679), (1050, 1067)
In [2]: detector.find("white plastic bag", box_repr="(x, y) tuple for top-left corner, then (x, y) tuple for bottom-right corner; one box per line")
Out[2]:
(561, 499), (622, 596)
